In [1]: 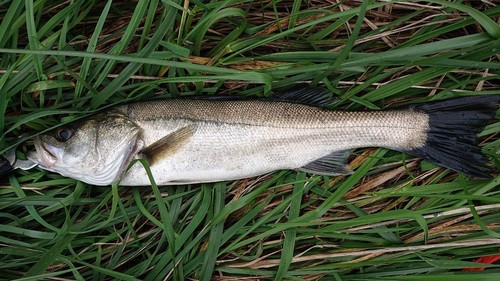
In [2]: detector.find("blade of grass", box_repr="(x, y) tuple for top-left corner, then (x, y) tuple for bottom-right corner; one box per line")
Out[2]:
(312, 0), (370, 84)
(200, 182), (226, 281)
(274, 172), (305, 280)
(73, 0), (112, 99)
(24, 0), (44, 87)
(425, 0), (500, 39)
(0, 1), (24, 48)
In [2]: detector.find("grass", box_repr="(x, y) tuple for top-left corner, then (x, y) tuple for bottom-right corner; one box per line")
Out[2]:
(0, 0), (499, 280)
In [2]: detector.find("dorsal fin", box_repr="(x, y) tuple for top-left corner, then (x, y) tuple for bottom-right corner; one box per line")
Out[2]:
(189, 95), (250, 101)
(188, 87), (336, 108)
(297, 150), (353, 176)
(272, 87), (337, 107)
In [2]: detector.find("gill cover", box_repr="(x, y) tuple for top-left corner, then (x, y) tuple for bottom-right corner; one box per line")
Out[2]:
(29, 112), (142, 185)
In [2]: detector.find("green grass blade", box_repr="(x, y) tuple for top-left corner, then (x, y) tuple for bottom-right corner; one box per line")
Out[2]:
(74, 0), (112, 99)
(274, 172), (305, 280)
(425, 0), (500, 39)
(200, 182), (226, 281)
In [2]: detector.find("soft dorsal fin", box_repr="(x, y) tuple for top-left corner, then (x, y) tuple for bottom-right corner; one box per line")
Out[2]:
(188, 87), (336, 107)
(272, 87), (337, 107)
(297, 150), (353, 176)
(140, 124), (196, 165)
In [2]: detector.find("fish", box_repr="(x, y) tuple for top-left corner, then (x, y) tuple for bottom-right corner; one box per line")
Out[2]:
(25, 88), (498, 186)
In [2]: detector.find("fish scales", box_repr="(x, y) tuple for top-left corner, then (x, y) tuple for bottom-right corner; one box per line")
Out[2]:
(116, 99), (429, 185)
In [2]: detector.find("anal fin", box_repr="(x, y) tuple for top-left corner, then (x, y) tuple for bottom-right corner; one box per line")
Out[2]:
(297, 150), (353, 176)
(140, 124), (196, 165)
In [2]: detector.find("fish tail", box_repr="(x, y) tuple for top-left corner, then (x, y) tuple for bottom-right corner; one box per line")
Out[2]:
(406, 95), (499, 178)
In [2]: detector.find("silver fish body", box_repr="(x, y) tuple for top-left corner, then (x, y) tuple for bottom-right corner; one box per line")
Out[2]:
(28, 92), (497, 186)
(119, 99), (428, 185)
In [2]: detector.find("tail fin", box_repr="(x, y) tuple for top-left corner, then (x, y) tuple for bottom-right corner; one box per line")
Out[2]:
(407, 96), (499, 178)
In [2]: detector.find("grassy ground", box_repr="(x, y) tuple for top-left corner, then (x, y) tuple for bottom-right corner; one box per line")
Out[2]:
(0, 0), (499, 280)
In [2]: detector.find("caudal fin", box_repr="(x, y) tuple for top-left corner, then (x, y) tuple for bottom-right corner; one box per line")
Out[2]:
(407, 96), (499, 178)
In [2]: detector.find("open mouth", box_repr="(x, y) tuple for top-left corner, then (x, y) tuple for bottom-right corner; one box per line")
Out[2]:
(32, 136), (59, 168)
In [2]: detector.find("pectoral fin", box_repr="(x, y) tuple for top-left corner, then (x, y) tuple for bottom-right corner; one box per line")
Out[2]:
(297, 150), (353, 176)
(140, 124), (196, 165)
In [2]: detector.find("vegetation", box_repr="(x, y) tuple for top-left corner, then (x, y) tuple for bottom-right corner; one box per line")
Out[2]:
(0, 0), (499, 280)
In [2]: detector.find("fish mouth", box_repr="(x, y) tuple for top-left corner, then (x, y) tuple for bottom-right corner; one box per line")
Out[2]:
(31, 136), (60, 168)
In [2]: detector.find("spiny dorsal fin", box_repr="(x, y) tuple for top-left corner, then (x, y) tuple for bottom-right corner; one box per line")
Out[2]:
(297, 150), (353, 176)
(140, 124), (196, 165)
(272, 87), (337, 108)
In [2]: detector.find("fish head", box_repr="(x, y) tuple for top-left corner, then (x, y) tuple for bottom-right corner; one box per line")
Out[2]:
(28, 112), (142, 185)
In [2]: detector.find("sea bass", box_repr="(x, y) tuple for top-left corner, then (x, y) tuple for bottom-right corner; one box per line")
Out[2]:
(27, 89), (498, 186)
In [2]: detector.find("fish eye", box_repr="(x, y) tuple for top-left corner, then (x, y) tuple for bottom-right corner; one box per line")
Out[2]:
(56, 127), (74, 142)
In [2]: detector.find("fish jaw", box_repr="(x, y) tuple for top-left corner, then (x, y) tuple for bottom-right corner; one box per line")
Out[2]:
(30, 136), (63, 169)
